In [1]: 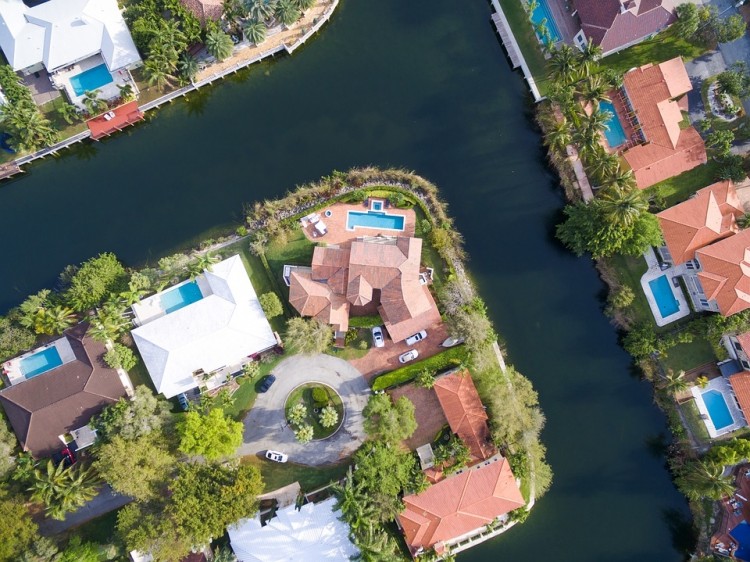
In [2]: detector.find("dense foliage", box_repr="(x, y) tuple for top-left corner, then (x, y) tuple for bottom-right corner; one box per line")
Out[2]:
(363, 393), (417, 444)
(285, 317), (333, 354)
(95, 385), (173, 442)
(65, 253), (127, 311)
(0, 65), (57, 152)
(177, 408), (243, 460)
(0, 491), (38, 561)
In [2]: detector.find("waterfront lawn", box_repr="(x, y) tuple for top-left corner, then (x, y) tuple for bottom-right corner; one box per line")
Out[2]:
(660, 338), (716, 374)
(131, 67), (174, 105)
(678, 399), (711, 445)
(496, 0), (549, 95)
(242, 456), (349, 492)
(647, 161), (722, 207)
(606, 254), (652, 327)
(39, 96), (88, 139)
(264, 228), (316, 298)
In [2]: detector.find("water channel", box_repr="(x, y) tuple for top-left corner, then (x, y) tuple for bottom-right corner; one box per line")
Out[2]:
(0, 1), (693, 559)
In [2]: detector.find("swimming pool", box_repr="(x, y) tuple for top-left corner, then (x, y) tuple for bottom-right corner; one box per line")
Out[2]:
(702, 389), (734, 430)
(20, 347), (63, 379)
(70, 64), (113, 96)
(161, 281), (204, 314)
(530, 0), (561, 44)
(347, 210), (406, 231)
(371, 200), (384, 211)
(648, 275), (680, 318)
(600, 100), (628, 148)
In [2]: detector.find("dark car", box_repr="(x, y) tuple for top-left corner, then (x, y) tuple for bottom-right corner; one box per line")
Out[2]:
(177, 393), (190, 411)
(258, 374), (276, 393)
(52, 447), (76, 468)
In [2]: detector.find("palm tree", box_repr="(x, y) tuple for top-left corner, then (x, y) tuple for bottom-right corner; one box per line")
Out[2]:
(600, 164), (636, 191)
(354, 523), (398, 562)
(56, 102), (80, 125)
(676, 460), (735, 501)
(81, 90), (107, 116)
(248, 0), (277, 23)
(585, 146), (620, 183)
(577, 39), (603, 77)
(206, 28), (235, 62)
(144, 58), (173, 91)
(572, 126), (601, 163)
(580, 75), (610, 107)
(596, 185), (649, 228)
(177, 54), (199, 85)
(292, 0), (315, 11)
(36, 305), (77, 335)
(544, 118), (572, 153)
(662, 369), (689, 394)
(243, 19), (267, 45)
(29, 461), (101, 520)
(738, 212), (750, 229)
(89, 302), (130, 343)
(119, 287), (147, 306)
(117, 83), (135, 102)
(188, 252), (220, 279)
(13, 108), (57, 151)
(548, 45), (579, 84)
(275, 0), (300, 26)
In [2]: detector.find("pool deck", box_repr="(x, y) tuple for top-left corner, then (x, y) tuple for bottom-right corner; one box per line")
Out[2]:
(639, 248), (690, 327)
(691, 377), (747, 439)
(51, 54), (134, 111)
(711, 466), (750, 558)
(1, 336), (76, 386)
(132, 276), (211, 327)
(301, 200), (416, 245)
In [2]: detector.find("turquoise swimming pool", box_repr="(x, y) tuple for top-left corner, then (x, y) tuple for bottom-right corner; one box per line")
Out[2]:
(600, 100), (628, 148)
(702, 389), (734, 430)
(648, 275), (680, 318)
(530, 0), (561, 44)
(347, 210), (405, 231)
(70, 64), (113, 96)
(20, 347), (63, 379)
(161, 281), (204, 314)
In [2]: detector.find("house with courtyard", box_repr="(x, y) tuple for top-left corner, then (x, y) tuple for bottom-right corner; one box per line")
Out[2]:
(227, 497), (359, 561)
(0, 323), (128, 457)
(131, 254), (278, 399)
(571, 0), (676, 56)
(0, 0), (141, 108)
(286, 235), (441, 343)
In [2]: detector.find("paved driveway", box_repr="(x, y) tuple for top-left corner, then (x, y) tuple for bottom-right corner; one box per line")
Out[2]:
(239, 354), (370, 465)
(38, 484), (131, 536)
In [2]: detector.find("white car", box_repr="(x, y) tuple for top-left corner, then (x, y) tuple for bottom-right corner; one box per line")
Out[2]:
(405, 330), (427, 346)
(371, 326), (385, 348)
(399, 349), (419, 363)
(265, 450), (288, 463)
(441, 337), (465, 348)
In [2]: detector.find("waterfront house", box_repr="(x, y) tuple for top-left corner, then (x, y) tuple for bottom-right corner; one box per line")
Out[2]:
(0, 323), (128, 457)
(287, 236), (441, 343)
(179, 0), (223, 27)
(571, 0), (676, 56)
(131, 255), (277, 399)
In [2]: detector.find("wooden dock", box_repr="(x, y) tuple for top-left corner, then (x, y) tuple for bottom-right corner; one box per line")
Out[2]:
(491, 12), (521, 69)
(0, 161), (21, 181)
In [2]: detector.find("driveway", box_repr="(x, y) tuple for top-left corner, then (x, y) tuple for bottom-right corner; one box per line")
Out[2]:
(685, 50), (728, 123)
(239, 354), (370, 465)
(706, 0), (750, 115)
(38, 484), (131, 536)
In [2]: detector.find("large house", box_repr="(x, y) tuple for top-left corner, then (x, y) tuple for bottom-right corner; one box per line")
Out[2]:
(0, 323), (128, 457)
(131, 255), (277, 398)
(614, 57), (706, 189)
(287, 236), (441, 343)
(571, 0), (676, 56)
(657, 180), (750, 316)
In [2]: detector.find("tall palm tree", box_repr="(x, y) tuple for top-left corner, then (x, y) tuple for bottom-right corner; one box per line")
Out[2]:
(205, 28), (235, 62)
(596, 185), (648, 228)
(36, 305), (77, 335)
(292, 0), (315, 10)
(572, 126), (601, 163)
(118, 83), (135, 102)
(354, 523), (399, 562)
(580, 74), (610, 107)
(144, 58), (173, 91)
(585, 146), (620, 183)
(243, 19), (267, 45)
(577, 39), (603, 77)
(677, 460), (735, 501)
(189, 252), (220, 279)
(81, 90), (107, 116)
(662, 369), (689, 394)
(548, 45), (579, 84)
(56, 102), (80, 125)
(29, 461), (100, 521)
(600, 164), (636, 191)
(89, 302), (130, 343)
(177, 53), (199, 85)
(275, 0), (300, 26)
(248, 0), (277, 22)
(544, 118), (572, 153)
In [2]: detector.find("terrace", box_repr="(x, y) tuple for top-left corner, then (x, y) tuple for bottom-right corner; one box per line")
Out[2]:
(50, 55), (137, 111)
(691, 376), (747, 439)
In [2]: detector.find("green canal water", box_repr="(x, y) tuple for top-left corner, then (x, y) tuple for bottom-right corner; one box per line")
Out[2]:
(0, 1), (693, 559)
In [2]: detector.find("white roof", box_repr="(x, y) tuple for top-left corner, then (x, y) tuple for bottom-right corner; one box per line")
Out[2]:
(228, 498), (359, 562)
(0, 0), (140, 72)
(131, 255), (277, 399)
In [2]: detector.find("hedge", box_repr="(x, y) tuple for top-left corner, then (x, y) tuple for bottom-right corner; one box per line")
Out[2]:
(371, 346), (469, 391)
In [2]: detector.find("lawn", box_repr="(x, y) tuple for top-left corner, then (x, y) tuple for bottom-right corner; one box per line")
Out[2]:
(605, 254), (652, 327)
(284, 383), (344, 439)
(496, 0), (550, 95)
(38, 96), (88, 139)
(242, 456), (350, 493)
(224, 355), (284, 420)
(678, 398), (711, 444)
(647, 161), (722, 207)
(328, 328), (371, 361)
(598, 27), (708, 77)
(126, 356), (155, 392)
(264, 228), (316, 290)
(661, 338), (716, 374)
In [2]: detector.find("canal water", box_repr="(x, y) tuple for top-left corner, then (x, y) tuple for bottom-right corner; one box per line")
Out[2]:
(0, 0), (692, 559)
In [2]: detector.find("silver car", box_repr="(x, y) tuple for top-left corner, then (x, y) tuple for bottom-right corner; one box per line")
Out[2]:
(371, 326), (385, 348)
(405, 330), (427, 346)
(265, 450), (288, 463)
(399, 349), (419, 363)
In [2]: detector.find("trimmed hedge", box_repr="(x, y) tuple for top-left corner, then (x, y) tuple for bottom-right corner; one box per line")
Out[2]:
(372, 346), (469, 391)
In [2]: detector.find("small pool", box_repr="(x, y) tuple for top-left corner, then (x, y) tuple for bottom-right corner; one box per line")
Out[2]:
(648, 275), (680, 318)
(161, 281), (204, 314)
(347, 210), (405, 231)
(70, 64), (113, 96)
(702, 389), (734, 430)
(20, 347), (63, 379)
(530, 0), (561, 44)
(600, 101), (628, 148)
(371, 200), (384, 211)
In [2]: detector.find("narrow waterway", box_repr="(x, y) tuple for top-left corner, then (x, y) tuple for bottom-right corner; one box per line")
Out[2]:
(0, 1), (692, 559)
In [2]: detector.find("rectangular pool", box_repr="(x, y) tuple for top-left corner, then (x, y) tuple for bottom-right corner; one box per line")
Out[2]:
(347, 210), (405, 231)
(20, 347), (63, 379)
(702, 389), (734, 430)
(161, 281), (204, 314)
(600, 100), (628, 148)
(648, 275), (680, 318)
(70, 64), (113, 96)
(530, 0), (561, 44)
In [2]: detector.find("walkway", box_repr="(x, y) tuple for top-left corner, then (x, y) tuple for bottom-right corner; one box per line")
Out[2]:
(38, 484), (131, 536)
(239, 354), (369, 465)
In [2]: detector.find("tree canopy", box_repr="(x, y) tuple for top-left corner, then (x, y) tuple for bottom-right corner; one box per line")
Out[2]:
(64, 253), (127, 311)
(259, 292), (283, 319)
(0, 315), (35, 361)
(363, 393), (418, 444)
(177, 408), (243, 460)
(285, 317), (333, 354)
(0, 491), (38, 562)
(95, 385), (173, 442)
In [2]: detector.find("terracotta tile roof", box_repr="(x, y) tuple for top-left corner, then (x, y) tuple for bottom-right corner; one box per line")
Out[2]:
(0, 324), (127, 457)
(573, 0), (676, 54)
(620, 57), (706, 188)
(696, 229), (750, 316)
(398, 456), (524, 555)
(288, 270), (349, 333)
(433, 370), (496, 462)
(657, 180), (744, 264)
(730, 372), (750, 422)
(178, 0), (223, 26)
(737, 332), (750, 357)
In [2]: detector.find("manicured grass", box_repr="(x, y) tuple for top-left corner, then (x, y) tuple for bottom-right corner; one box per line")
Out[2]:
(284, 383), (344, 440)
(348, 315), (382, 328)
(598, 28), (707, 77)
(497, 0), (550, 95)
(661, 338), (716, 374)
(647, 161), (722, 207)
(264, 228), (316, 287)
(678, 399), (711, 444)
(372, 346), (470, 391)
(328, 329), (370, 361)
(242, 456), (349, 492)
(606, 254), (652, 327)
(224, 355), (284, 420)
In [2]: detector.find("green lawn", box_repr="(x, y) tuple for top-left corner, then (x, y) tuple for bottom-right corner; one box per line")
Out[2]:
(606, 254), (652, 326)
(328, 329), (371, 361)
(497, 0), (549, 95)
(678, 399), (711, 444)
(224, 355), (284, 420)
(242, 456), (350, 492)
(646, 161), (722, 207)
(127, 356), (155, 392)
(38, 96), (88, 139)
(598, 28), (708, 76)
(284, 383), (344, 440)
(264, 228), (316, 288)
(660, 338), (716, 374)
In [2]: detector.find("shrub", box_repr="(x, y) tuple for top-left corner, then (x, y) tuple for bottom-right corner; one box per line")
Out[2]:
(319, 405), (339, 429)
(311, 387), (328, 405)
(419, 219), (432, 235)
(104, 344), (138, 371)
(294, 424), (314, 443)
(259, 292), (283, 319)
(288, 403), (307, 426)
(357, 339), (369, 350)
(415, 369), (435, 389)
(345, 328), (358, 345)
(242, 361), (260, 379)
(372, 346), (469, 391)
(236, 225), (248, 236)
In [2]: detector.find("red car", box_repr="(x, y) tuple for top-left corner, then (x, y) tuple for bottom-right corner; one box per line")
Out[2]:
(52, 447), (76, 468)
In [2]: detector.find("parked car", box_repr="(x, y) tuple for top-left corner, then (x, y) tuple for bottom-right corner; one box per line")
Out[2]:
(441, 336), (465, 348)
(177, 393), (190, 411)
(52, 447), (76, 468)
(265, 450), (288, 463)
(405, 330), (427, 346)
(371, 326), (385, 348)
(399, 349), (419, 363)
(259, 374), (276, 393)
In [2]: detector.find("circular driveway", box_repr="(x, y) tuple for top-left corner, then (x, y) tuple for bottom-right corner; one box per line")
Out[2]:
(238, 354), (370, 465)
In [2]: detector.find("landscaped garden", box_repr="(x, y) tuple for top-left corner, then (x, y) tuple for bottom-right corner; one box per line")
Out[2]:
(285, 383), (344, 441)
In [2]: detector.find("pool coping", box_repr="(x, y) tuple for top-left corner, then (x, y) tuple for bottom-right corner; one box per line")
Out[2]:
(345, 209), (407, 232)
(640, 249), (690, 327)
(691, 377), (747, 438)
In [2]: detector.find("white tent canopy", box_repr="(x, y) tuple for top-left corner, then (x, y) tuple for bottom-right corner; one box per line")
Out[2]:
(228, 498), (359, 562)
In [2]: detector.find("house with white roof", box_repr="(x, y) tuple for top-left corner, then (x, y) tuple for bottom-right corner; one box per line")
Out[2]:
(131, 255), (278, 399)
(228, 497), (359, 562)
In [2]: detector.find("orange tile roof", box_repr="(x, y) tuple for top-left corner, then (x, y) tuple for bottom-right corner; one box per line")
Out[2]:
(730, 372), (750, 421)
(398, 457), (524, 555)
(433, 370), (496, 462)
(288, 270), (349, 332)
(621, 57), (707, 189)
(737, 332), (750, 357)
(657, 180), (743, 264)
(696, 229), (750, 316)
(179, 0), (223, 25)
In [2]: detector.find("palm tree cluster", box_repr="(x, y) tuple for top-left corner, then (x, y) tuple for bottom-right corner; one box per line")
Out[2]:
(17, 289), (77, 336)
(239, 0), (313, 45)
(28, 460), (101, 520)
(0, 65), (57, 152)
(675, 458), (735, 502)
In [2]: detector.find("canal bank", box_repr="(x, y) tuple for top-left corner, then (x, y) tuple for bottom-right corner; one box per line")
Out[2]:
(0, 1), (693, 560)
